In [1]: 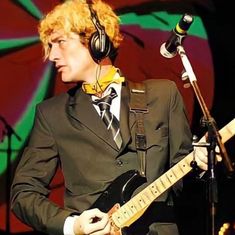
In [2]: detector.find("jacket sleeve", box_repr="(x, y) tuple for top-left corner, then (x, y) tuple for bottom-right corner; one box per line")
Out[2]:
(168, 81), (193, 195)
(11, 105), (74, 235)
(168, 82), (192, 165)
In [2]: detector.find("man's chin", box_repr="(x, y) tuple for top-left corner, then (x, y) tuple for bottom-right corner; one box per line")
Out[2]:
(61, 75), (73, 83)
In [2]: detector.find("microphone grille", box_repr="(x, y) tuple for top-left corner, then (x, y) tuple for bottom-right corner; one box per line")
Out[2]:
(179, 14), (194, 32)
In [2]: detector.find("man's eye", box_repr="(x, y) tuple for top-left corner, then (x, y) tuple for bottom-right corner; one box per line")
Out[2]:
(58, 39), (66, 44)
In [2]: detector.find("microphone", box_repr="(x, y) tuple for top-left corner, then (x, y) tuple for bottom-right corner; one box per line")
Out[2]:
(160, 13), (194, 58)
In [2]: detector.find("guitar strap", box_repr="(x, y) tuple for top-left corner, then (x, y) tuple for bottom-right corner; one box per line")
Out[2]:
(128, 81), (149, 177)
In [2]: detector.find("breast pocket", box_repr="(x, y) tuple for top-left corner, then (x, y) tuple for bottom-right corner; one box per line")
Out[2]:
(146, 126), (168, 150)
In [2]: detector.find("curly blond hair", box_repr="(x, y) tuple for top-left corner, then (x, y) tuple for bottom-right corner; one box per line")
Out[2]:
(38, 0), (123, 59)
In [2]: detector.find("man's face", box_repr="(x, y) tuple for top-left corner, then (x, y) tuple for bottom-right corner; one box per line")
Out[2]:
(48, 30), (97, 83)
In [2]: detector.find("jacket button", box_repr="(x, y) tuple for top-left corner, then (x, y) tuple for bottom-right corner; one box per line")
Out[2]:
(116, 159), (123, 166)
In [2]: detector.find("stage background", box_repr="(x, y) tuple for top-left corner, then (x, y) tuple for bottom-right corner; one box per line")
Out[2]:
(0, 0), (234, 234)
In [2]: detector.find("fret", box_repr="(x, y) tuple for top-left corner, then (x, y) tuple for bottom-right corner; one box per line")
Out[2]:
(136, 194), (147, 208)
(120, 205), (132, 218)
(154, 179), (165, 193)
(185, 154), (194, 167)
(127, 196), (142, 211)
(159, 176), (167, 189)
(173, 163), (184, 177)
(149, 182), (160, 197)
(125, 201), (138, 214)
(177, 159), (189, 175)
(112, 210), (124, 227)
(124, 199), (143, 219)
(169, 166), (179, 182)
(144, 187), (157, 202)
(152, 181), (161, 195)
(166, 169), (177, 184)
(160, 174), (172, 188)
(141, 189), (154, 204)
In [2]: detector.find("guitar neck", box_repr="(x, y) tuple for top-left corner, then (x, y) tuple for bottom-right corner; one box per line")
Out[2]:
(111, 118), (235, 229)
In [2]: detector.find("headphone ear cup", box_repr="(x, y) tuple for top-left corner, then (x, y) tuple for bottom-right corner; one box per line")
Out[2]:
(89, 31), (112, 62)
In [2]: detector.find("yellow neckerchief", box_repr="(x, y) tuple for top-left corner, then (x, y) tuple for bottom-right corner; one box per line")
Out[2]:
(82, 66), (125, 96)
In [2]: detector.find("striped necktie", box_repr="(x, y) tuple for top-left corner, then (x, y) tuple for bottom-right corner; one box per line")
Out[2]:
(93, 88), (122, 149)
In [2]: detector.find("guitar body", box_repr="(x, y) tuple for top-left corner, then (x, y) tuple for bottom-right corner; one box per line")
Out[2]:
(91, 170), (146, 235)
(91, 170), (147, 212)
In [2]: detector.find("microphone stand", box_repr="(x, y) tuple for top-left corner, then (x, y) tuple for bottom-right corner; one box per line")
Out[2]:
(176, 45), (234, 235)
(0, 116), (21, 235)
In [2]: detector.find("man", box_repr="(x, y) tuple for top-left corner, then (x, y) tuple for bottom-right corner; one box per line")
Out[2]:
(11, 0), (208, 234)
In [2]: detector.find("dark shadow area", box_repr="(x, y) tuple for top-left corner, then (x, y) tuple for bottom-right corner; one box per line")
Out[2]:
(177, 1), (235, 235)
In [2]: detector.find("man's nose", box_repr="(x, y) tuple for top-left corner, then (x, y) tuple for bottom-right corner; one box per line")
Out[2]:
(48, 45), (60, 62)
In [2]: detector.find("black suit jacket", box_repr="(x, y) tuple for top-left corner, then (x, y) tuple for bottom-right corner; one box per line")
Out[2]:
(11, 79), (192, 234)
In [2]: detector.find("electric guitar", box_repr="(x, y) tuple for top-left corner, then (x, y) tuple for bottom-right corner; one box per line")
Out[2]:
(91, 118), (235, 234)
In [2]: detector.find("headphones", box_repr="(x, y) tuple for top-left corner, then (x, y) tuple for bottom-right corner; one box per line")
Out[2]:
(87, 2), (113, 62)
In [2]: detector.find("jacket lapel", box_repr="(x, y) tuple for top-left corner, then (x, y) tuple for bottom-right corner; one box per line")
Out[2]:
(66, 87), (118, 150)
(119, 84), (134, 150)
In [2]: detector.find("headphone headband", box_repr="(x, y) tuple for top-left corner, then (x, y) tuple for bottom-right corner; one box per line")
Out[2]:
(87, 1), (112, 62)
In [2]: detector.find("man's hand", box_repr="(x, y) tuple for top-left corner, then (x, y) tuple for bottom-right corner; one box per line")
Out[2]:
(73, 208), (111, 235)
(194, 144), (222, 171)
